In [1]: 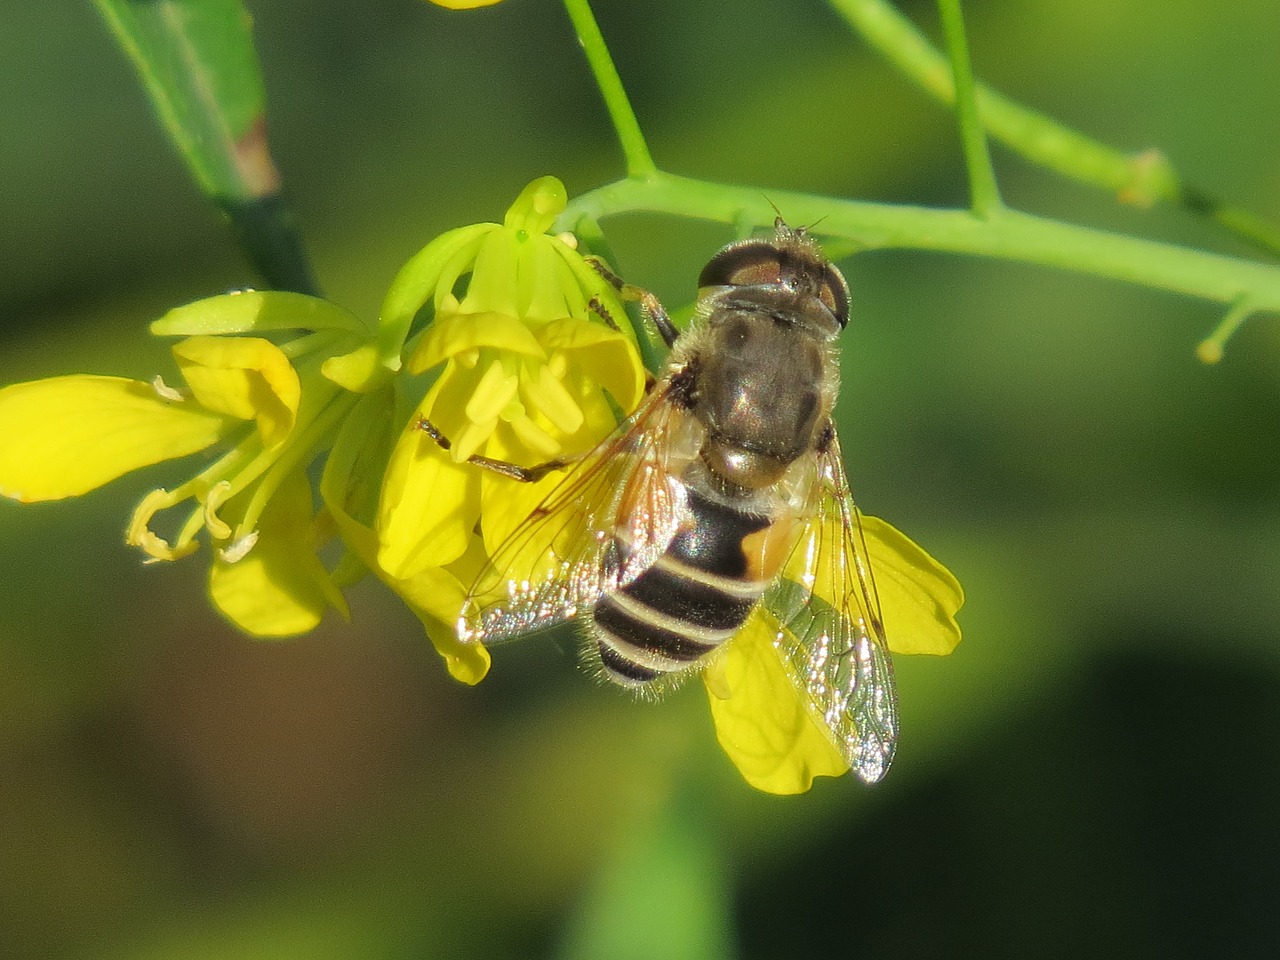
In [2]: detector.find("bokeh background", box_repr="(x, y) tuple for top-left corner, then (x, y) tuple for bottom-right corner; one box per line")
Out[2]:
(5, 0), (1280, 957)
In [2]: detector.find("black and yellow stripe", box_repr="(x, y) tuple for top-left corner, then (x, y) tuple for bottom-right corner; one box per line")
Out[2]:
(589, 487), (775, 686)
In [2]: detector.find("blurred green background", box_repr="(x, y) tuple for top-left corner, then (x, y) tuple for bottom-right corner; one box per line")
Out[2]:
(4, 0), (1280, 957)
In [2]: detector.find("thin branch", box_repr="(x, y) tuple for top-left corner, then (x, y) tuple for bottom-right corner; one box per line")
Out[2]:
(560, 173), (1280, 316)
(561, 0), (657, 179)
(936, 0), (1001, 215)
(827, 0), (1280, 259)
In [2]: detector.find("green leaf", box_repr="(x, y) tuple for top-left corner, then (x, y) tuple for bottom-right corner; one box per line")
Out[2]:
(90, 0), (319, 295)
(91, 0), (270, 199)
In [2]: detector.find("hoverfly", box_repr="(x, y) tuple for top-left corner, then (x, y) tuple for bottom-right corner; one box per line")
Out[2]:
(430, 219), (897, 783)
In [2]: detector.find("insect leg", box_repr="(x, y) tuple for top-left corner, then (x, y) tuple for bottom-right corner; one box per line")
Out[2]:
(415, 418), (573, 483)
(586, 295), (622, 333)
(586, 257), (680, 348)
(815, 419), (835, 455)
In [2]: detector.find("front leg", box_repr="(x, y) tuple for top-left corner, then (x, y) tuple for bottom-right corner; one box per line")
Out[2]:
(415, 418), (574, 483)
(586, 256), (681, 348)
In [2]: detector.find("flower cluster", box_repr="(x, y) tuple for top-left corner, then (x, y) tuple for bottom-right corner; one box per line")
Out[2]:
(0, 176), (961, 794)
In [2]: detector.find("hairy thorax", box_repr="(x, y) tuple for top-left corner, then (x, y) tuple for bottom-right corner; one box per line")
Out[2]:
(693, 309), (833, 490)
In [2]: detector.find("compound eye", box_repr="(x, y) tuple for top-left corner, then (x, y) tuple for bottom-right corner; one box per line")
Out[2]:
(819, 264), (851, 328)
(698, 240), (784, 289)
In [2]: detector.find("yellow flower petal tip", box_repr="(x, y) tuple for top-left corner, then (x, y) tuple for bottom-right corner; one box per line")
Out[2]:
(861, 514), (964, 657)
(442, 645), (491, 686)
(706, 615), (849, 795)
(426, 0), (504, 8)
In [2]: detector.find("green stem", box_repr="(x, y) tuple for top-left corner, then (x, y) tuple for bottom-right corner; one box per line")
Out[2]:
(936, 0), (1000, 215)
(561, 0), (657, 179)
(826, 0), (1280, 259)
(559, 172), (1280, 314)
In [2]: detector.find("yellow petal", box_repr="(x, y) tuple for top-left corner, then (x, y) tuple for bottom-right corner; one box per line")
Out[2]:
(426, 2), (506, 13)
(478, 459), (567, 557)
(208, 469), (348, 637)
(862, 514), (964, 656)
(320, 394), (392, 567)
(547, 238), (635, 343)
(320, 396), (489, 684)
(518, 236), (579, 322)
(151, 290), (367, 337)
(172, 336), (301, 447)
(0, 375), (225, 502)
(705, 612), (849, 794)
(377, 413), (480, 578)
(393, 560), (491, 685)
(538, 317), (645, 414)
(417, 360), (480, 446)
(408, 310), (545, 374)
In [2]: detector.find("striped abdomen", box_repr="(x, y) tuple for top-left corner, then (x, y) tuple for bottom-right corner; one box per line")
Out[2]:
(589, 486), (794, 687)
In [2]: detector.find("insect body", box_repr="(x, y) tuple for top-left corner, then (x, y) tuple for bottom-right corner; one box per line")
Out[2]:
(453, 221), (898, 783)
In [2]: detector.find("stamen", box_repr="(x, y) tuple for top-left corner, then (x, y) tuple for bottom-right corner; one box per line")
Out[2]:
(151, 375), (185, 402)
(126, 489), (201, 561)
(219, 531), (259, 563)
(519, 363), (583, 434)
(464, 358), (519, 423)
(203, 480), (235, 540)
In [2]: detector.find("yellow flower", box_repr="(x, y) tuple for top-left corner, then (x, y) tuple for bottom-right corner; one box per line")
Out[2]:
(372, 176), (645, 681)
(0, 176), (643, 688)
(362, 176), (961, 790)
(0, 171), (964, 796)
(0, 290), (386, 637)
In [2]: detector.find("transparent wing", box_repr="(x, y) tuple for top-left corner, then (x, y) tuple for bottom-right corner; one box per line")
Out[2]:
(459, 384), (700, 645)
(760, 429), (898, 783)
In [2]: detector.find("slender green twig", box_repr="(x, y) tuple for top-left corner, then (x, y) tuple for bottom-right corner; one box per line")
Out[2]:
(827, 0), (1280, 259)
(561, 0), (657, 179)
(559, 173), (1280, 316)
(1197, 296), (1255, 364)
(936, 0), (1000, 216)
